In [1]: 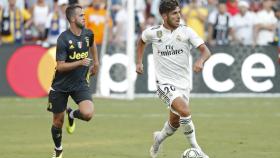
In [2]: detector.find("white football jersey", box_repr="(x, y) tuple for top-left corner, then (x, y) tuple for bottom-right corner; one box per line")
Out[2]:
(142, 25), (204, 90)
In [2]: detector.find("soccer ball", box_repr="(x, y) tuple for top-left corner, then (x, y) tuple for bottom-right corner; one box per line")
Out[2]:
(181, 148), (202, 158)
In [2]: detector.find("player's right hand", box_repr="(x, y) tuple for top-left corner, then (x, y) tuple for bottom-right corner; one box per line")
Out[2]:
(81, 58), (92, 67)
(136, 63), (144, 74)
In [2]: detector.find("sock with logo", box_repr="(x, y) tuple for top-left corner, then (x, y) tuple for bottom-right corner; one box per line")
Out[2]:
(180, 116), (201, 150)
(51, 125), (62, 149)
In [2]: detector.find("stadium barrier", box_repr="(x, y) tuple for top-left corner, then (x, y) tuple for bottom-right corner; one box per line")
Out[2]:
(0, 44), (279, 98)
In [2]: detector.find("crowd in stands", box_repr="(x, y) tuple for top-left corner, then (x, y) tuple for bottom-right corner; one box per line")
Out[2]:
(0, 0), (280, 48)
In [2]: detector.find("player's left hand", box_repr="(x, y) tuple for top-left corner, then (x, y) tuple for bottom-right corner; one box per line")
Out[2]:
(136, 63), (144, 74)
(193, 59), (204, 73)
(90, 62), (99, 76)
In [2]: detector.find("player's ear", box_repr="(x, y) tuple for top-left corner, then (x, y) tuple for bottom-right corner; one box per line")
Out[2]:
(70, 16), (75, 23)
(161, 13), (167, 21)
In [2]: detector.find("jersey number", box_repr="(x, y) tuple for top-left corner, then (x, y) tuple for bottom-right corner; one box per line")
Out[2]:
(164, 86), (175, 94)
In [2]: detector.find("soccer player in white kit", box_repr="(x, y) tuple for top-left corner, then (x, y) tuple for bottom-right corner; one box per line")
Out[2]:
(136, 0), (211, 158)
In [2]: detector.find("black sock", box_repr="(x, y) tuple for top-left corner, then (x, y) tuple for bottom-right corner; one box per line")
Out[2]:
(73, 110), (84, 120)
(51, 125), (62, 149)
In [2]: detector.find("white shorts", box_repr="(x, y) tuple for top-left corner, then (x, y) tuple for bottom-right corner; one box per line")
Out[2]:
(156, 83), (190, 115)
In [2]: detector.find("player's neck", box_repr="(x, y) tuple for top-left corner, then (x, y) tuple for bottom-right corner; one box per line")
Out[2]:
(163, 23), (177, 32)
(69, 25), (82, 36)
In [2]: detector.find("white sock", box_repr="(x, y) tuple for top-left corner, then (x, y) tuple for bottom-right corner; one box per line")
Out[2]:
(180, 116), (201, 150)
(157, 121), (177, 143)
(55, 146), (63, 151)
(69, 110), (74, 119)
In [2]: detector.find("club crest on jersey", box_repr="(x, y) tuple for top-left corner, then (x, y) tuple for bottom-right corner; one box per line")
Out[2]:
(77, 42), (82, 49)
(156, 31), (162, 38)
(69, 40), (75, 49)
(85, 37), (89, 47)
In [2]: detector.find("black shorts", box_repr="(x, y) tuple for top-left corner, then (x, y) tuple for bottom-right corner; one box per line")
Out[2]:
(47, 89), (92, 114)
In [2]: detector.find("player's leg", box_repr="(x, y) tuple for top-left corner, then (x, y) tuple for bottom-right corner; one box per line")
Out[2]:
(76, 100), (94, 121)
(150, 111), (178, 158)
(171, 97), (201, 150)
(150, 84), (178, 157)
(69, 89), (94, 121)
(48, 90), (68, 158)
(171, 97), (208, 158)
(66, 89), (94, 133)
(51, 112), (64, 158)
(158, 111), (180, 142)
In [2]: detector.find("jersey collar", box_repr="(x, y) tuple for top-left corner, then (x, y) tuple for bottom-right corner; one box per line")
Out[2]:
(161, 24), (178, 34)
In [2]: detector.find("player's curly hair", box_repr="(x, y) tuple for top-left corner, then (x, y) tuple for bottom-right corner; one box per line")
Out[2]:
(159, 0), (180, 15)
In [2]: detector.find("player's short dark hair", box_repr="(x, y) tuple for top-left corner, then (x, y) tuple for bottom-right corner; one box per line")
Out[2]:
(65, 4), (82, 22)
(159, 0), (180, 15)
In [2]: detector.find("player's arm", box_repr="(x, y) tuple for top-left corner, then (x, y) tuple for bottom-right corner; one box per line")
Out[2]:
(56, 36), (91, 72)
(188, 27), (211, 72)
(193, 44), (211, 73)
(56, 59), (91, 72)
(89, 40), (99, 76)
(136, 27), (153, 74)
(136, 38), (146, 74)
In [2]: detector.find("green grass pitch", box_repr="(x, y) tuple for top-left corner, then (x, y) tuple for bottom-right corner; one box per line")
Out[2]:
(0, 97), (279, 158)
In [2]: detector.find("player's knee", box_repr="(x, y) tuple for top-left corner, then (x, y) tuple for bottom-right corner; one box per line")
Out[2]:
(179, 110), (190, 117)
(170, 120), (180, 128)
(53, 118), (64, 128)
(83, 112), (93, 121)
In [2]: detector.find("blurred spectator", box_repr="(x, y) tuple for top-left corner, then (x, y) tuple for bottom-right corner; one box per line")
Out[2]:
(0, 0), (32, 44)
(84, 0), (113, 48)
(226, 0), (239, 16)
(180, 0), (190, 6)
(112, 1), (127, 50)
(42, 0), (68, 47)
(0, 0), (25, 10)
(232, 1), (255, 45)
(276, 5), (280, 63)
(135, 0), (146, 35)
(145, 0), (152, 19)
(181, 0), (208, 39)
(26, 0), (54, 10)
(150, 0), (161, 23)
(207, 0), (233, 45)
(78, 0), (91, 7)
(250, 0), (262, 13)
(180, 0), (207, 6)
(145, 14), (157, 28)
(271, 0), (279, 12)
(68, 0), (78, 4)
(253, 0), (277, 46)
(274, 4), (280, 45)
(206, 0), (218, 14)
(110, 0), (122, 24)
(135, 0), (146, 14)
(30, 0), (50, 43)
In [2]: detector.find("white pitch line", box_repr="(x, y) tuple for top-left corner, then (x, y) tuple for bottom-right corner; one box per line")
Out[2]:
(1, 113), (280, 119)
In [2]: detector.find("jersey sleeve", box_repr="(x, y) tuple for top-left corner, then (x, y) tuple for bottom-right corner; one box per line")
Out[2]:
(141, 27), (153, 43)
(187, 27), (204, 48)
(56, 36), (68, 61)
